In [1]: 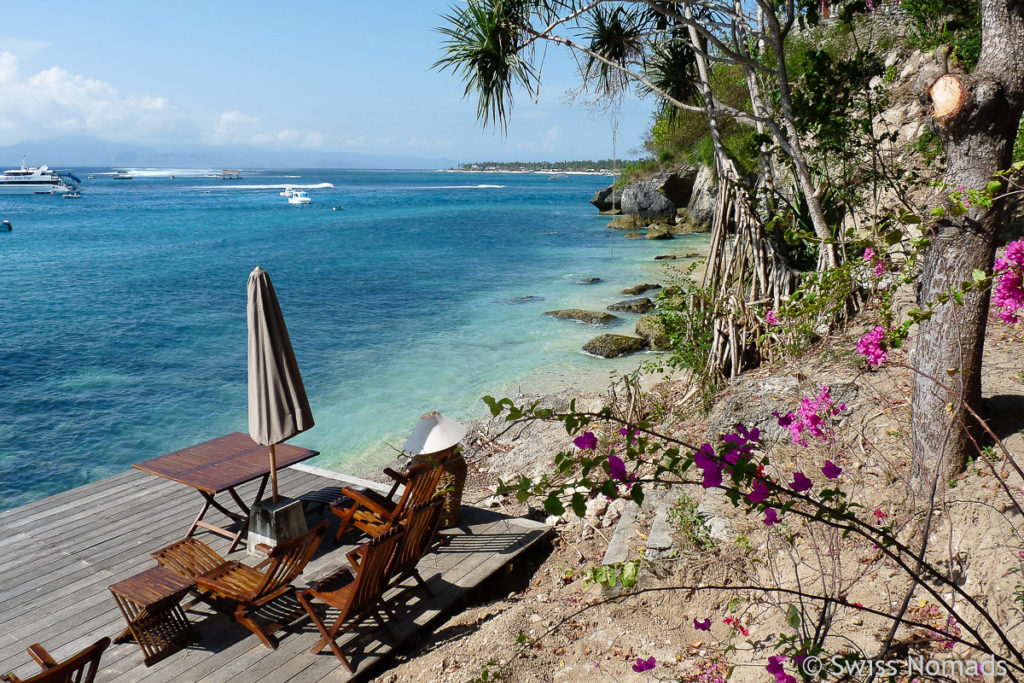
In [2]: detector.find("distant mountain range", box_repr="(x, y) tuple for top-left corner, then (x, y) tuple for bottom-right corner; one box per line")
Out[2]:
(0, 136), (457, 170)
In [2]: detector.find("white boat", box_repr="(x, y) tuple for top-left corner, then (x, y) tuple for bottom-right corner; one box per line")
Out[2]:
(63, 191), (82, 198)
(280, 186), (295, 197)
(287, 190), (311, 204)
(0, 163), (81, 195)
(112, 171), (133, 180)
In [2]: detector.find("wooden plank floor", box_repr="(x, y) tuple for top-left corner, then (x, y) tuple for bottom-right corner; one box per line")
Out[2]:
(0, 465), (549, 682)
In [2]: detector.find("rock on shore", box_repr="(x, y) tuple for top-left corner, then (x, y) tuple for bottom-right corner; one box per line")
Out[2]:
(621, 283), (662, 295)
(582, 334), (650, 358)
(635, 315), (671, 350)
(608, 298), (654, 314)
(545, 309), (620, 325)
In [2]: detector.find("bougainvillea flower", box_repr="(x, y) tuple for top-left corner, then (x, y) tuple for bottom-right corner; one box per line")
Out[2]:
(573, 431), (598, 451)
(857, 326), (889, 366)
(747, 479), (770, 504)
(693, 443), (722, 489)
(631, 656), (656, 672)
(693, 618), (711, 631)
(821, 460), (842, 479)
(765, 309), (780, 326)
(790, 471), (813, 493)
(764, 508), (779, 526)
(607, 455), (626, 481)
(873, 509), (887, 521)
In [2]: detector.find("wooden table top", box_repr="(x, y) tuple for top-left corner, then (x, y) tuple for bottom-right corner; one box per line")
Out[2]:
(132, 432), (319, 495)
(108, 566), (194, 608)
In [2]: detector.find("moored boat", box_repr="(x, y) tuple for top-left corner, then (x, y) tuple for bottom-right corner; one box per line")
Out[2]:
(287, 190), (311, 204)
(0, 163), (80, 195)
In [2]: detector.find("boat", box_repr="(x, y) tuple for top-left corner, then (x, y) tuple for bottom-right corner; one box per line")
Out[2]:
(1, 220), (11, 231)
(63, 191), (82, 198)
(287, 190), (311, 205)
(112, 171), (133, 180)
(0, 162), (81, 195)
(87, 175), (96, 179)
(280, 186), (295, 197)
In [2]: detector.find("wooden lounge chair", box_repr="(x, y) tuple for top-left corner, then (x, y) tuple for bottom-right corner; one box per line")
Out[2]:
(329, 462), (443, 542)
(385, 498), (443, 601)
(1, 637), (110, 683)
(297, 527), (404, 673)
(151, 521), (327, 649)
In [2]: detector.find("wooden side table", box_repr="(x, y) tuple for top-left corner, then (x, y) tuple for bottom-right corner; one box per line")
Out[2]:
(109, 566), (197, 667)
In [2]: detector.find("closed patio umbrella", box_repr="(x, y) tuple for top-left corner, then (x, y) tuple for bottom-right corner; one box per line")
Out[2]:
(247, 266), (314, 502)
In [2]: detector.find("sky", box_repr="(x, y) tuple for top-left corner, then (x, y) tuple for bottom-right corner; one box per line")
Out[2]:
(0, 2), (655, 165)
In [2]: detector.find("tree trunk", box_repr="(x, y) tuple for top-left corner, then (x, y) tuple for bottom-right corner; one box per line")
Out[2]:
(910, 0), (1024, 498)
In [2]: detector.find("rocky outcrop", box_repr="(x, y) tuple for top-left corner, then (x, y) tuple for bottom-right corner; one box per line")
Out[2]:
(607, 215), (655, 230)
(646, 226), (674, 240)
(686, 166), (717, 228)
(590, 186), (621, 212)
(654, 254), (677, 260)
(578, 277), (602, 284)
(635, 315), (670, 351)
(608, 297), (654, 314)
(582, 334), (650, 358)
(621, 283), (662, 295)
(620, 182), (676, 219)
(625, 231), (644, 239)
(545, 309), (620, 325)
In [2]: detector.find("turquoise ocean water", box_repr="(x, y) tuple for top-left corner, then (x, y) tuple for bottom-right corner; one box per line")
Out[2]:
(0, 168), (708, 511)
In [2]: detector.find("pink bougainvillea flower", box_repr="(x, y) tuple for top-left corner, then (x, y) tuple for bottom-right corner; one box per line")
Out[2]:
(631, 656), (656, 673)
(790, 471), (813, 493)
(821, 460), (842, 479)
(765, 309), (780, 326)
(993, 239), (1024, 323)
(573, 431), (598, 451)
(723, 616), (749, 637)
(747, 479), (770, 504)
(693, 443), (722, 489)
(874, 261), (887, 277)
(607, 455), (627, 481)
(766, 655), (797, 683)
(618, 427), (637, 444)
(778, 385), (843, 447)
(694, 617), (711, 631)
(772, 410), (794, 428)
(873, 509), (888, 521)
(764, 507), (779, 526)
(862, 247), (875, 261)
(857, 326), (889, 366)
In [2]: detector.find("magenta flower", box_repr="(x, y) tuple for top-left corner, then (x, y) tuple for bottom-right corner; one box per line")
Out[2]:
(765, 309), (780, 326)
(766, 655), (797, 683)
(618, 427), (637, 444)
(993, 239), (1024, 323)
(693, 443), (722, 489)
(631, 656), (656, 673)
(790, 471), (813, 493)
(694, 617), (711, 631)
(764, 508), (779, 526)
(747, 479), (770, 504)
(607, 455), (626, 481)
(573, 431), (598, 451)
(857, 326), (889, 366)
(874, 509), (887, 521)
(862, 247), (875, 261)
(874, 261), (887, 277)
(778, 385), (843, 446)
(821, 460), (842, 479)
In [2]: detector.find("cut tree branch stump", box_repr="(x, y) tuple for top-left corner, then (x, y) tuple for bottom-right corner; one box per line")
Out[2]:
(931, 74), (966, 122)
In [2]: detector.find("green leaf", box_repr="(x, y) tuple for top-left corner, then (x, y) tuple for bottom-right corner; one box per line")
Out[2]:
(620, 560), (640, 587)
(930, 206), (945, 218)
(571, 492), (586, 518)
(787, 604), (801, 629)
(543, 494), (564, 516)
(630, 483), (645, 506)
(972, 268), (988, 282)
(987, 180), (1003, 194)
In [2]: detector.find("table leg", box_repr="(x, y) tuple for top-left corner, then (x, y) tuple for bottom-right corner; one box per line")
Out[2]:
(224, 475), (268, 552)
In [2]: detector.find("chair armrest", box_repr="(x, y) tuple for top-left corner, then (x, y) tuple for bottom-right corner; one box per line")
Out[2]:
(347, 549), (363, 572)
(253, 543), (274, 555)
(383, 467), (407, 484)
(195, 570), (255, 602)
(340, 487), (392, 516)
(26, 644), (56, 670)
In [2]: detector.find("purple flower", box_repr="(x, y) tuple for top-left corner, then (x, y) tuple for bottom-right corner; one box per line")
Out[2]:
(764, 508), (779, 526)
(821, 460), (842, 479)
(857, 326), (889, 367)
(747, 479), (770, 504)
(693, 443), (722, 489)
(574, 431), (598, 451)
(694, 617), (711, 631)
(790, 471), (813, 493)
(608, 455), (627, 481)
(874, 261), (887, 277)
(994, 239), (1024, 323)
(701, 465), (722, 489)
(766, 655), (797, 683)
(765, 309), (780, 326)
(632, 656), (656, 673)
(773, 410), (794, 428)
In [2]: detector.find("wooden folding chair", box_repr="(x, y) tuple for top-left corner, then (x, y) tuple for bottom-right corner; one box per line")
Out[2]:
(296, 527), (403, 673)
(151, 521), (327, 649)
(329, 462), (442, 542)
(385, 498), (443, 601)
(1, 637), (109, 683)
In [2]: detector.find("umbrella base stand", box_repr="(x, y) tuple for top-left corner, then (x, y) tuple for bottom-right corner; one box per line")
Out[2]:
(247, 497), (308, 556)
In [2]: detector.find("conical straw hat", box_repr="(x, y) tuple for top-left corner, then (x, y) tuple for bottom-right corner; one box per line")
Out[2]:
(402, 411), (467, 455)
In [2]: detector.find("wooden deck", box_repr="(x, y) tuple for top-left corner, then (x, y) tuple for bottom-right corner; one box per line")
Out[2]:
(0, 464), (549, 682)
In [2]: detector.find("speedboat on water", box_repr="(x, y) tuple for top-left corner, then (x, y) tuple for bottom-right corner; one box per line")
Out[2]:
(112, 170), (133, 180)
(280, 186), (295, 197)
(287, 190), (311, 204)
(0, 163), (81, 195)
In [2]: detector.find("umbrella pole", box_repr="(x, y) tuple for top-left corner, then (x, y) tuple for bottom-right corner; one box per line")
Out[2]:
(269, 443), (279, 503)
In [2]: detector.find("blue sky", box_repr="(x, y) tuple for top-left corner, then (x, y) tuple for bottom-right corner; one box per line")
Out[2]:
(0, 2), (654, 164)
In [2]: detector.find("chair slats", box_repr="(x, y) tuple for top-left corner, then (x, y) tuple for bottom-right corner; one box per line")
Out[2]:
(0, 638), (110, 683)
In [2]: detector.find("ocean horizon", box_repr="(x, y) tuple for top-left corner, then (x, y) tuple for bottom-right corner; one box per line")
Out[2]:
(0, 168), (708, 511)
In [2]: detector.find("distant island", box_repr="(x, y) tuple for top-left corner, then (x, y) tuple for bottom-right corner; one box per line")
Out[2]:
(452, 159), (635, 174)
